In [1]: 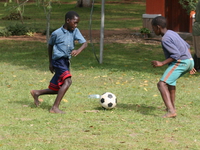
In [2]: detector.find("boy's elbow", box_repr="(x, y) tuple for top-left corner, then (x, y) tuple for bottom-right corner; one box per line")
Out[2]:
(84, 42), (88, 48)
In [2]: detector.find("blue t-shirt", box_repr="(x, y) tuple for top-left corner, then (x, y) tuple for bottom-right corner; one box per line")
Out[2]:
(161, 30), (192, 60)
(48, 26), (86, 60)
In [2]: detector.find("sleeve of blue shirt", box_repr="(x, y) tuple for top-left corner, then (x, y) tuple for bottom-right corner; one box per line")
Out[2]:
(48, 32), (57, 46)
(74, 28), (86, 44)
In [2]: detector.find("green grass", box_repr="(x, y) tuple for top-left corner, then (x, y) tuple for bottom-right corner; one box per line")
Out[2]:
(0, 0), (145, 31)
(0, 40), (200, 150)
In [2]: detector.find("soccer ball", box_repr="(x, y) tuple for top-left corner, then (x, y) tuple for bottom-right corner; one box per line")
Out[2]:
(99, 92), (117, 109)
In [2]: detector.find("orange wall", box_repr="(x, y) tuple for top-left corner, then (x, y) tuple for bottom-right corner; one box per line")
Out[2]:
(146, 0), (165, 16)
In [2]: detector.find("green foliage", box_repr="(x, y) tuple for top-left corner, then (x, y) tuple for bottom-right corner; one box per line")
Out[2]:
(139, 27), (151, 34)
(0, 23), (39, 36)
(6, 23), (27, 35)
(179, 0), (198, 14)
(1, 12), (30, 20)
(0, 28), (11, 36)
(5, 23), (37, 36)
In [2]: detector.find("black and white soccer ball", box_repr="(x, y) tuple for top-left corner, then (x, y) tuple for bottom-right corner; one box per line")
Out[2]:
(99, 92), (117, 109)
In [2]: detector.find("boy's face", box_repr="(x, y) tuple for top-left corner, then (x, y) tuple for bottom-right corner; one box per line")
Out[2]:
(66, 16), (80, 31)
(152, 25), (161, 36)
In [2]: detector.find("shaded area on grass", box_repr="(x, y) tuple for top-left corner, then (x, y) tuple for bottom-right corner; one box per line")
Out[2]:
(0, 40), (163, 73)
(0, 41), (161, 72)
(1, 40), (199, 78)
(117, 103), (157, 116)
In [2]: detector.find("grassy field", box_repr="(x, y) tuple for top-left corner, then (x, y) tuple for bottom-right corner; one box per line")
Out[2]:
(1, 0), (200, 150)
(1, 40), (200, 149)
(0, 0), (145, 31)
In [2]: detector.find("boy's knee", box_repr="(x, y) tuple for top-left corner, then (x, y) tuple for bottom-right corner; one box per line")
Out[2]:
(157, 81), (165, 89)
(64, 78), (72, 86)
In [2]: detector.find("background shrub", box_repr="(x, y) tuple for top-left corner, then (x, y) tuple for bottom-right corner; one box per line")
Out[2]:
(0, 28), (11, 36)
(0, 24), (39, 36)
(6, 24), (30, 35)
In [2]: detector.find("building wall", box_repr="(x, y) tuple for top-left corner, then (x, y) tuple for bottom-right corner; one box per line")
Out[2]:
(145, 0), (192, 32)
(146, 0), (165, 16)
(165, 0), (190, 32)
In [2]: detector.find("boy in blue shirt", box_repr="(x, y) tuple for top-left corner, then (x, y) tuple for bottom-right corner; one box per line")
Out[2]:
(151, 16), (196, 118)
(30, 11), (87, 113)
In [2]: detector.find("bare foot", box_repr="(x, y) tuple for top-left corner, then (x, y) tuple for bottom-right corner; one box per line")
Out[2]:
(49, 108), (66, 114)
(30, 90), (40, 107)
(162, 108), (168, 112)
(162, 112), (177, 118)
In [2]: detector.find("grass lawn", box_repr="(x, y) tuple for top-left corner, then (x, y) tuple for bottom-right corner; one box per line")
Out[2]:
(0, 0), (145, 31)
(0, 40), (200, 150)
(1, 0), (200, 150)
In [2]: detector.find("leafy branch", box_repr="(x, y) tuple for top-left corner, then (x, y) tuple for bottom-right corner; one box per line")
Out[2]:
(179, 0), (198, 14)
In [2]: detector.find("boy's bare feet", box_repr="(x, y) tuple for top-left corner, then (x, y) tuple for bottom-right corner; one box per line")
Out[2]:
(162, 112), (177, 118)
(49, 108), (66, 114)
(30, 90), (40, 107)
(162, 108), (168, 112)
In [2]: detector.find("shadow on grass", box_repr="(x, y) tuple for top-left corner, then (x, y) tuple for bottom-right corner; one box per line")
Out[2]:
(117, 103), (158, 116)
(29, 102), (52, 111)
(0, 40), (162, 74)
(93, 103), (158, 116)
(10, 99), (52, 111)
(1, 40), (200, 79)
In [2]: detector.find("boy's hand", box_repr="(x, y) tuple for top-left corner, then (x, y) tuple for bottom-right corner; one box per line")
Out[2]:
(189, 68), (196, 74)
(151, 60), (163, 67)
(49, 64), (54, 74)
(71, 50), (81, 57)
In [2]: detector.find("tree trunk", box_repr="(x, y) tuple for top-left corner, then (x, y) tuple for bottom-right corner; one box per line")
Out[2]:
(43, 1), (52, 45)
(16, 0), (24, 24)
(76, 0), (92, 7)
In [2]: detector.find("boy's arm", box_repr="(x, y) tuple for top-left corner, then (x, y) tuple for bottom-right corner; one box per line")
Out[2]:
(71, 42), (88, 57)
(151, 57), (175, 67)
(48, 44), (54, 73)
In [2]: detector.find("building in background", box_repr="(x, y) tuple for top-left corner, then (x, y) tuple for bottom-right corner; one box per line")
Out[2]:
(143, 0), (192, 33)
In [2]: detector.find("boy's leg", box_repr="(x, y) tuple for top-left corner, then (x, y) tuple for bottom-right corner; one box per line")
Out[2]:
(50, 77), (72, 114)
(168, 85), (176, 109)
(157, 81), (176, 118)
(30, 89), (58, 106)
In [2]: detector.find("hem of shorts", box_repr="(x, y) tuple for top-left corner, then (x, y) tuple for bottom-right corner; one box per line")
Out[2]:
(48, 86), (59, 91)
(58, 75), (72, 87)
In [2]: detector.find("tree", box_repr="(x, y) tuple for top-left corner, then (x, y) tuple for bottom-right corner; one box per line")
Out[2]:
(76, 0), (92, 7)
(4, 0), (55, 44)
(4, 0), (29, 24)
(179, 0), (198, 14)
(36, 0), (53, 44)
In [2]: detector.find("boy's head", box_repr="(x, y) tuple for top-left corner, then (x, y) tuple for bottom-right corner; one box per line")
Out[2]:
(151, 16), (167, 36)
(65, 11), (79, 20)
(64, 11), (80, 31)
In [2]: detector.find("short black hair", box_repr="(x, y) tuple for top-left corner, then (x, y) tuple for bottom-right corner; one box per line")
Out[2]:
(151, 16), (167, 28)
(65, 11), (79, 20)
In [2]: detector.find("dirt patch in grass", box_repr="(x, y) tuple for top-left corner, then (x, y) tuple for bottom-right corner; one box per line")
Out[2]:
(0, 29), (161, 45)
(0, 29), (192, 46)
